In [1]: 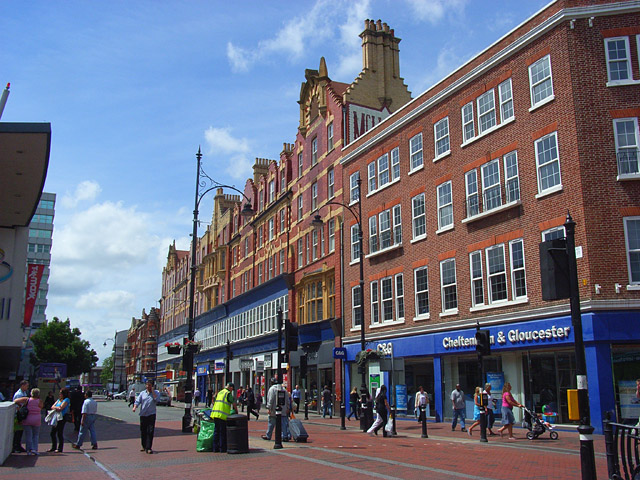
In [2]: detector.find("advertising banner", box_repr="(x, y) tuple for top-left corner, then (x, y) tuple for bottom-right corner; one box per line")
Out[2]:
(619, 380), (640, 420)
(23, 263), (44, 326)
(395, 384), (407, 411)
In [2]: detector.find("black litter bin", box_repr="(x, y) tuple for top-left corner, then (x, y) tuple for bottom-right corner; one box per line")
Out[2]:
(226, 414), (249, 454)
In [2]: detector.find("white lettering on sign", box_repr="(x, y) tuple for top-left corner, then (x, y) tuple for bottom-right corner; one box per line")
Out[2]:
(349, 104), (391, 142)
(442, 325), (571, 350)
(377, 342), (393, 356)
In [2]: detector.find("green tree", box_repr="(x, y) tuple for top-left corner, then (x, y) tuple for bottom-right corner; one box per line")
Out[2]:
(100, 354), (115, 387)
(30, 317), (98, 377)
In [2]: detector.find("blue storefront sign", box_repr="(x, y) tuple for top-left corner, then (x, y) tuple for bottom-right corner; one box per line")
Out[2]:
(197, 365), (209, 376)
(333, 347), (347, 359)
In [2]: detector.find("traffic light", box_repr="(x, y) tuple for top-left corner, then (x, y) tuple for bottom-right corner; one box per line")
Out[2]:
(285, 319), (299, 359)
(475, 329), (491, 356)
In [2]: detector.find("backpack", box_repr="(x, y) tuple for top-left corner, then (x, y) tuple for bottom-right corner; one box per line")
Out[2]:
(17, 403), (29, 422)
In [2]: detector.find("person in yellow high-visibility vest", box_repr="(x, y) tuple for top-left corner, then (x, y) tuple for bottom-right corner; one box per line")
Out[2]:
(211, 383), (236, 453)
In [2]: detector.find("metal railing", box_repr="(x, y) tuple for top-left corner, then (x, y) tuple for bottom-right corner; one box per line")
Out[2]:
(618, 150), (640, 176)
(466, 180), (520, 218)
(603, 417), (640, 479)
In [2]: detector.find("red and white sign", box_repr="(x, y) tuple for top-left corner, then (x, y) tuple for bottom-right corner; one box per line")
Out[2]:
(24, 264), (44, 327)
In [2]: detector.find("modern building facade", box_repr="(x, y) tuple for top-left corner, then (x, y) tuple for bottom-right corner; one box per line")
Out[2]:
(338, 0), (640, 434)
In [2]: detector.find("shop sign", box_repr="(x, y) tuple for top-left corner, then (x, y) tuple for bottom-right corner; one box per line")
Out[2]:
(442, 325), (572, 351)
(376, 342), (393, 356)
(240, 359), (253, 370)
(214, 361), (225, 374)
(256, 361), (264, 373)
(196, 365), (209, 375)
(264, 354), (272, 368)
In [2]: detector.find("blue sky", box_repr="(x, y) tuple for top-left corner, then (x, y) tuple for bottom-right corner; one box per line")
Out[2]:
(1, 0), (550, 362)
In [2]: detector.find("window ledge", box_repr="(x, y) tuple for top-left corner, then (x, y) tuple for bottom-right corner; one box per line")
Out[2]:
(413, 314), (430, 322)
(470, 297), (529, 313)
(529, 94), (555, 113)
(349, 259), (361, 266)
(535, 184), (563, 199)
(370, 319), (405, 329)
(436, 224), (454, 235)
(365, 243), (402, 259)
(366, 177), (401, 198)
(350, 326), (362, 332)
(408, 164), (425, 176)
(462, 200), (521, 224)
(349, 200), (359, 208)
(627, 284), (640, 291)
(433, 150), (451, 163)
(440, 309), (459, 318)
(617, 173), (640, 181)
(607, 79), (640, 87)
(460, 117), (516, 148)
(411, 235), (427, 244)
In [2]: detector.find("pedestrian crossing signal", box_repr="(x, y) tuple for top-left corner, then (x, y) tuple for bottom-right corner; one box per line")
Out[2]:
(475, 330), (491, 356)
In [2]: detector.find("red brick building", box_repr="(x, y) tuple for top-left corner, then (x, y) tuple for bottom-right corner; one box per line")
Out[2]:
(339, 0), (640, 433)
(125, 308), (159, 385)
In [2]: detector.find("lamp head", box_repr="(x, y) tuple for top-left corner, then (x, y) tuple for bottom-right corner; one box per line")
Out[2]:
(311, 214), (323, 228)
(241, 202), (255, 218)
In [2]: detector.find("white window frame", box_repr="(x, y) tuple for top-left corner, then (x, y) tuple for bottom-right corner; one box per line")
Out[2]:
(393, 204), (402, 245)
(305, 233), (310, 264)
(350, 172), (360, 204)
(268, 217), (274, 241)
(297, 238), (303, 268)
(528, 54), (554, 109)
(298, 152), (303, 178)
(481, 158), (502, 212)
(370, 281), (380, 325)
(311, 137), (318, 165)
(311, 182), (318, 211)
(510, 239), (527, 300)
(542, 226), (565, 241)
(328, 168), (335, 199)
(499, 78), (514, 122)
(409, 133), (424, 172)
(624, 217), (640, 285)
(465, 170), (479, 218)
(269, 180), (275, 203)
(504, 151), (520, 203)
(605, 37), (632, 85)
(440, 258), (458, 314)
(327, 122), (334, 151)
(320, 224), (325, 257)
(434, 117), (450, 160)
(297, 195), (304, 220)
(244, 237), (249, 258)
(381, 276), (394, 322)
(369, 216), (379, 253)
(411, 193), (426, 240)
(368, 161), (377, 192)
(614, 118), (640, 177)
(312, 229), (318, 261)
(281, 169), (286, 192)
(280, 249), (285, 274)
(395, 273), (405, 321)
(462, 102), (474, 142)
(378, 153), (390, 187)
(486, 244), (507, 304)
(352, 285), (362, 329)
(477, 91), (496, 135)
(351, 224), (360, 262)
(391, 147), (400, 180)
(414, 266), (429, 319)
(470, 251), (485, 307)
(437, 181), (454, 231)
(328, 219), (335, 252)
(535, 131), (562, 196)
(279, 208), (286, 234)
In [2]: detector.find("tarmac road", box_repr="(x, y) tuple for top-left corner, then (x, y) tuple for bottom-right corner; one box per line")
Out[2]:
(1, 399), (610, 479)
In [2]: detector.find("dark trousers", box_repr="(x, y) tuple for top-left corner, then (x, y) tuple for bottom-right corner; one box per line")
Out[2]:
(293, 398), (300, 413)
(50, 419), (67, 451)
(73, 409), (82, 431)
(247, 407), (259, 420)
(13, 430), (23, 451)
(487, 408), (495, 430)
(140, 414), (156, 451)
(374, 410), (388, 437)
(347, 402), (359, 420)
(213, 418), (227, 452)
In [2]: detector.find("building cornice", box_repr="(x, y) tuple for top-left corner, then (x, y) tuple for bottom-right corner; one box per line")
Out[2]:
(341, 1), (640, 166)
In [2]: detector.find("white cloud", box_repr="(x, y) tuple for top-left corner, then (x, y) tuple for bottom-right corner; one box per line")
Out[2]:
(414, 45), (467, 93)
(333, 0), (371, 79)
(60, 180), (102, 208)
(406, 0), (469, 23)
(226, 42), (251, 73)
(75, 290), (136, 311)
(203, 126), (253, 180)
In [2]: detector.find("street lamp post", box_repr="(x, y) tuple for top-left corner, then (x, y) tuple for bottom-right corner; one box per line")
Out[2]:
(182, 147), (255, 433)
(311, 177), (367, 431)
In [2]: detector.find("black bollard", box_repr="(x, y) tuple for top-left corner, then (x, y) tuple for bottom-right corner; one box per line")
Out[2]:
(479, 408), (488, 443)
(391, 405), (397, 436)
(360, 392), (368, 432)
(421, 404), (428, 438)
(274, 406), (282, 449)
(304, 398), (309, 420)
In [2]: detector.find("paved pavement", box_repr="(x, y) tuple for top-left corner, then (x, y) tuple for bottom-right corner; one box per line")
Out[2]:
(1, 402), (610, 479)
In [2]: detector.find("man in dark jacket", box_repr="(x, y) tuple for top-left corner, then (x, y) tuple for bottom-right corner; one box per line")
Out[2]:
(70, 386), (84, 432)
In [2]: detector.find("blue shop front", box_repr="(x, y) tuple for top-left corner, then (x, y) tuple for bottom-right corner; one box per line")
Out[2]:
(344, 310), (640, 434)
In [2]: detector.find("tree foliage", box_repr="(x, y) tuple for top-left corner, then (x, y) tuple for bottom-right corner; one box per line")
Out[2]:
(100, 354), (114, 387)
(30, 317), (98, 377)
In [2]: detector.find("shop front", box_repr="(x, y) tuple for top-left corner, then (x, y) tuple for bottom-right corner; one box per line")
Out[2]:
(344, 310), (640, 434)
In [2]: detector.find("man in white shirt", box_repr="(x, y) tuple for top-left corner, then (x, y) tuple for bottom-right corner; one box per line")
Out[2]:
(414, 386), (429, 423)
(72, 390), (99, 450)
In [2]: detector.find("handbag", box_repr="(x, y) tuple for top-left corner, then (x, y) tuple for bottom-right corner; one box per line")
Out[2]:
(17, 403), (29, 422)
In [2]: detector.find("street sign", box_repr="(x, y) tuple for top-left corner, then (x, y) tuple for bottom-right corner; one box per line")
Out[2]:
(333, 347), (347, 359)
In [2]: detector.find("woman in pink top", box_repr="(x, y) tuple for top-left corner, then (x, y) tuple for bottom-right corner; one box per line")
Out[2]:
(497, 382), (522, 440)
(14, 388), (44, 455)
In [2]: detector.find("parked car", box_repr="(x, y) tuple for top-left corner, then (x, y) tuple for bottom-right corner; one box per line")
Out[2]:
(157, 391), (172, 406)
(113, 391), (128, 400)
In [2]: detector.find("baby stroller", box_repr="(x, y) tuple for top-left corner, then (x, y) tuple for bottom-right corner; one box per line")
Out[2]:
(523, 406), (559, 440)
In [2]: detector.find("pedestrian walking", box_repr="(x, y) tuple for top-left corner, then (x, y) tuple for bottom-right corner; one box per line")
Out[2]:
(347, 387), (359, 420)
(292, 385), (301, 413)
(451, 383), (466, 432)
(128, 388), (136, 407)
(211, 383), (237, 452)
(194, 387), (201, 407)
(468, 386), (483, 435)
(321, 385), (332, 418)
(43, 390), (55, 411)
(12, 380), (29, 453)
(367, 384), (390, 437)
(255, 391), (263, 412)
(497, 382), (523, 440)
(237, 386), (245, 412)
(70, 386), (84, 432)
(484, 383), (497, 435)
(415, 386), (429, 422)
(206, 387), (213, 408)
(48, 388), (70, 453)
(132, 380), (160, 454)
(72, 390), (98, 450)
(261, 378), (289, 441)
(13, 388), (43, 455)
(246, 386), (259, 421)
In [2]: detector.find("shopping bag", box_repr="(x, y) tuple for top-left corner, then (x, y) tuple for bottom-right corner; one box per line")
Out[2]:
(384, 417), (394, 433)
(45, 409), (58, 426)
(196, 419), (215, 452)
